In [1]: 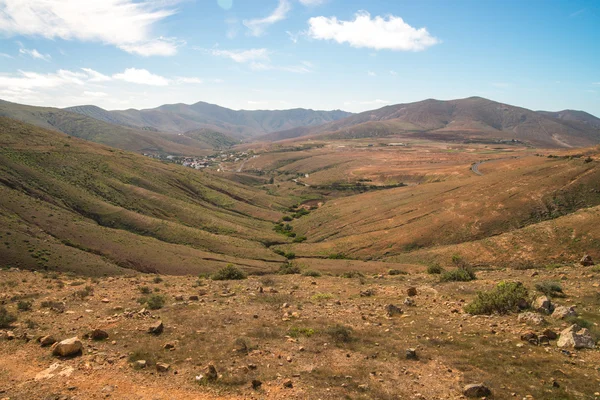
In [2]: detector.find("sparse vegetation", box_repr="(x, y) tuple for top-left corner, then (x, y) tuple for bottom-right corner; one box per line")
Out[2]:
(440, 266), (476, 282)
(426, 263), (444, 274)
(74, 285), (94, 299)
(17, 300), (32, 312)
(278, 263), (301, 275)
(0, 306), (17, 328)
(464, 281), (528, 315)
(341, 271), (364, 279)
(311, 293), (334, 301)
(302, 270), (322, 277)
(535, 281), (564, 298)
(211, 264), (247, 281)
(388, 269), (407, 275)
(138, 294), (165, 310)
(326, 324), (353, 343)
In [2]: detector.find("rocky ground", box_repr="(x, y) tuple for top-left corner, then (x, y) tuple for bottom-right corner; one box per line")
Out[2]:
(1, 260), (599, 400)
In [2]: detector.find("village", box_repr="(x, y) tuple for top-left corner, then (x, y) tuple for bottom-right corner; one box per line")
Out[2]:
(142, 150), (257, 172)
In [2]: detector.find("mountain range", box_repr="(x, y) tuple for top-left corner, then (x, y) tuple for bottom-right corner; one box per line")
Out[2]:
(1, 97), (600, 152)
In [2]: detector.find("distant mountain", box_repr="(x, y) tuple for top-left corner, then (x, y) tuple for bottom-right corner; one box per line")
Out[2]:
(65, 102), (352, 138)
(0, 100), (221, 155)
(262, 97), (600, 148)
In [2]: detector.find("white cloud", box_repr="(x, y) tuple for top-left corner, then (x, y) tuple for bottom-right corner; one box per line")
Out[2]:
(593, 82), (600, 85)
(0, 0), (181, 56)
(175, 77), (203, 84)
(299, 0), (324, 5)
(307, 11), (439, 51)
(250, 60), (313, 74)
(390, 70), (397, 76)
(368, 71), (376, 77)
(209, 48), (270, 63)
(0, 53), (13, 58)
(82, 68), (111, 82)
(83, 91), (108, 97)
(225, 18), (240, 39)
(243, 0), (291, 36)
(19, 47), (51, 61)
(112, 68), (170, 86)
(0, 69), (86, 91)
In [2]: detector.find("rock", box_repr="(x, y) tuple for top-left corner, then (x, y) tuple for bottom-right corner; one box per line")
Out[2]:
(164, 342), (176, 350)
(556, 324), (596, 349)
(463, 383), (491, 397)
(385, 304), (403, 317)
(101, 298), (110, 303)
(538, 335), (550, 345)
(205, 364), (218, 381)
(517, 312), (546, 326)
(39, 335), (57, 347)
(175, 295), (184, 301)
(156, 362), (170, 372)
(580, 254), (594, 266)
(189, 295), (199, 301)
(134, 360), (147, 369)
(407, 287), (418, 297)
(90, 329), (109, 341)
(51, 337), (83, 357)
(551, 306), (577, 320)
(520, 330), (538, 345)
(251, 379), (262, 390)
(532, 295), (553, 315)
(360, 289), (375, 297)
(405, 348), (418, 360)
(2, 331), (15, 341)
(283, 379), (293, 388)
(148, 321), (164, 335)
(542, 329), (558, 340)
(403, 297), (415, 307)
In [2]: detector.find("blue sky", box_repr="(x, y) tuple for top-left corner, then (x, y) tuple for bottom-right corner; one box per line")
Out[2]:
(0, 0), (599, 115)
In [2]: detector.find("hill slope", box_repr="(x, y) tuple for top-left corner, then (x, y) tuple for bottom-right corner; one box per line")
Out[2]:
(0, 117), (292, 276)
(0, 100), (225, 155)
(65, 102), (352, 138)
(263, 97), (600, 148)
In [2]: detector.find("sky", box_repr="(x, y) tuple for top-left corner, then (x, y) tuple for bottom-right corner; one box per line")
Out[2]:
(0, 0), (599, 115)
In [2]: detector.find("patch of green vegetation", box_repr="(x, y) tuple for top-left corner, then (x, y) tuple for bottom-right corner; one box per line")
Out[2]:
(73, 285), (94, 299)
(426, 263), (444, 274)
(328, 253), (348, 260)
(211, 264), (247, 280)
(341, 271), (364, 279)
(139, 286), (151, 294)
(388, 269), (407, 276)
(302, 270), (322, 277)
(311, 293), (334, 301)
(464, 281), (528, 315)
(288, 327), (315, 338)
(17, 300), (32, 312)
(153, 276), (163, 284)
(440, 266), (476, 282)
(0, 306), (17, 328)
(138, 294), (165, 310)
(535, 281), (564, 298)
(278, 263), (301, 275)
(326, 324), (353, 343)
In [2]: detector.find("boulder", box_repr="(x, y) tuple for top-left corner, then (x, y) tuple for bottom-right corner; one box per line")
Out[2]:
(283, 379), (293, 388)
(39, 335), (57, 347)
(551, 306), (577, 320)
(532, 295), (553, 315)
(385, 304), (403, 317)
(517, 312), (546, 326)
(251, 379), (262, 390)
(51, 337), (83, 357)
(405, 348), (418, 360)
(520, 330), (538, 345)
(90, 329), (109, 341)
(557, 324), (595, 349)
(156, 362), (170, 372)
(580, 254), (594, 266)
(403, 297), (415, 307)
(148, 321), (164, 335)
(134, 360), (147, 369)
(542, 328), (558, 340)
(463, 383), (491, 398)
(407, 287), (418, 297)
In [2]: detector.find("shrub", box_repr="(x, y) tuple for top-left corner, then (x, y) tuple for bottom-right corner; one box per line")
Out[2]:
(341, 271), (364, 279)
(282, 216), (293, 222)
(440, 267), (476, 282)
(139, 286), (151, 294)
(535, 281), (564, 298)
(284, 252), (296, 260)
(144, 294), (165, 310)
(273, 249), (286, 256)
(426, 263), (444, 274)
(211, 264), (247, 281)
(278, 263), (301, 275)
(288, 327), (315, 338)
(292, 236), (307, 243)
(17, 300), (32, 312)
(0, 306), (17, 328)
(328, 253), (347, 260)
(74, 285), (94, 299)
(326, 324), (353, 343)
(388, 269), (407, 276)
(311, 293), (334, 301)
(302, 270), (321, 277)
(153, 276), (163, 284)
(464, 281), (528, 315)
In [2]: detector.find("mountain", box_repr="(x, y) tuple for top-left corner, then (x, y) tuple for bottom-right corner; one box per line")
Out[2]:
(0, 117), (290, 275)
(65, 101), (352, 138)
(262, 97), (600, 148)
(0, 100), (237, 155)
(537, 109), (600, 129)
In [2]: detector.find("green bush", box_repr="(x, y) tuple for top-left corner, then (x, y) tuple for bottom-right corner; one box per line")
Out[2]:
(282, 216), (293, 222)
(153, 276), (163, 284)
(211, 264), (247, 281)
(139, 286), (151, 294)
(326, 324), (353, 343)
(388, 269), (407, 276)
(74, 285), (94, 299)
(278, 263), (301, 275)
(288, 327), (315, 338)
(284, 252), (296, 260)
(535, 281), (564, 298)
(142, 294), (165, 310)
(341, 271), (364, 279)
(426, 263), (444, 274)
(302, 270), (321, 277)
(0, 306), (17, 328)
(464, 281), (528, 315)
(292, 236), (307, 243)
(328, 253), (348, 260)
(440, 267), (476, 282)
(17, 300), (32, 311)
